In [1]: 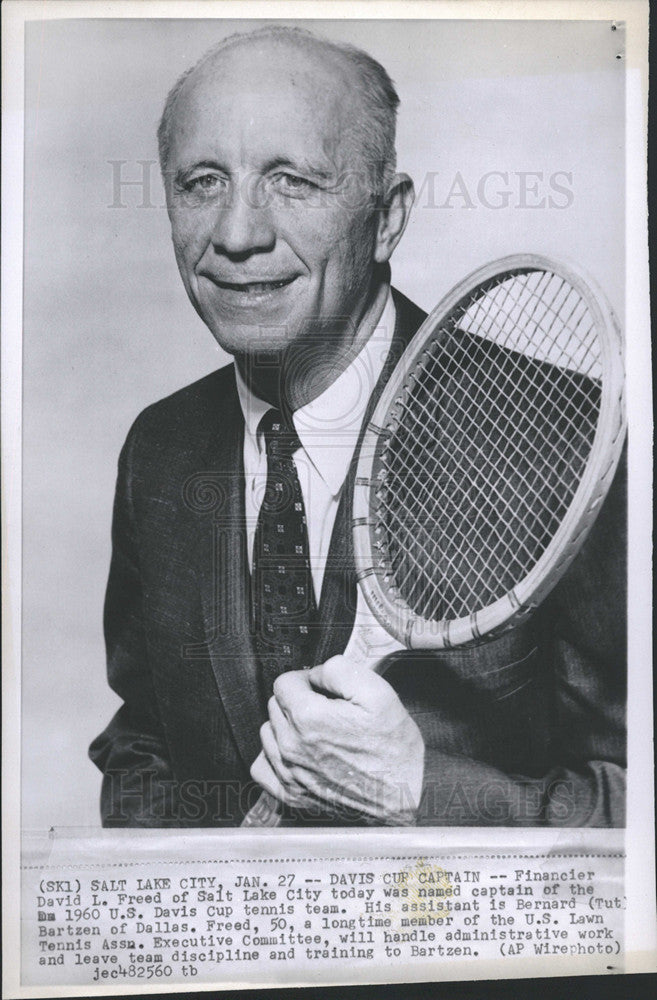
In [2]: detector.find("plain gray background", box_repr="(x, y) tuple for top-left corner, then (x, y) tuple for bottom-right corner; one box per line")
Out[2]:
(22, 17), (624, 829)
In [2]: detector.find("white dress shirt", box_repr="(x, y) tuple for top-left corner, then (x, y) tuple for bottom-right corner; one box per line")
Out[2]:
(235, 290), (396, 601)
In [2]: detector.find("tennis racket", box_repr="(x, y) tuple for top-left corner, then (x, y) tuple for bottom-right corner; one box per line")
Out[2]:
(242, 253), (626, 827)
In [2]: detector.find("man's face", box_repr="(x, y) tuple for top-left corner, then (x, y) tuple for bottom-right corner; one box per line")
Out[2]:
(164, 41), (384, 358)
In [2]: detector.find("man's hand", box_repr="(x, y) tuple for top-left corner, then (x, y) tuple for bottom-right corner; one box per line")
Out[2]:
(250, 655), (425, 824)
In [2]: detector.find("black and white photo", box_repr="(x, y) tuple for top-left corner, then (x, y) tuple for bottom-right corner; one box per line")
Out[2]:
(2, 2), (654, 994)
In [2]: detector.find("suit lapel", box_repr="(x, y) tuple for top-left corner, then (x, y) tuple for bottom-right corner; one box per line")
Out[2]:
(315, 289), (427, 662)
(194, 378), (264, 770)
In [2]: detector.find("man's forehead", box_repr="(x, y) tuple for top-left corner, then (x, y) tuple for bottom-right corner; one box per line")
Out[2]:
(170, 40), (358, 166)
(182, 38), (353, 112)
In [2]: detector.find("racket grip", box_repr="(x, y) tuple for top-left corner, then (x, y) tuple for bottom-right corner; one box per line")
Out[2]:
(242, 790), (284, 827)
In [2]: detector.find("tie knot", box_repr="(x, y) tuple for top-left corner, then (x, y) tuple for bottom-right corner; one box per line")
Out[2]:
(259, 408), (301, 458)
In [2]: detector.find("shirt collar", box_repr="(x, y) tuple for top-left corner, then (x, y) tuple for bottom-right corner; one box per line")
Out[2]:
(235, 288), (396, 496)
(235, 367), (272, 441)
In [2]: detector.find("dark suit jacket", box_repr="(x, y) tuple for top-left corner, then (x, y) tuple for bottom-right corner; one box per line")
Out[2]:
(89, 289), (626, 827)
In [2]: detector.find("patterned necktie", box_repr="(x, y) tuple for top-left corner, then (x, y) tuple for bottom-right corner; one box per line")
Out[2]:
(252, 408), (319, 702)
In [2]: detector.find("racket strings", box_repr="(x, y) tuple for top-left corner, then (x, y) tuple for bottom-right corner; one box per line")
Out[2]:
(401, 352), (595, 492)
(372, 270), (602, 622)
(462, 271), (602, 379)
(384, 369), (593, 617)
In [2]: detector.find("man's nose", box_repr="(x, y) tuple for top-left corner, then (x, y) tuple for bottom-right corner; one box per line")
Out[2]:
(210, 179), (276, 256)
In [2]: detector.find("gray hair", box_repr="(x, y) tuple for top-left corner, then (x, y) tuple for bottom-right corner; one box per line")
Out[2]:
(157, 25), (400, 192)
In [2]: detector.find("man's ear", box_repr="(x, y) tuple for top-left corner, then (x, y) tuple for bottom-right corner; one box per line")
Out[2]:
(374, 173), (415, 264)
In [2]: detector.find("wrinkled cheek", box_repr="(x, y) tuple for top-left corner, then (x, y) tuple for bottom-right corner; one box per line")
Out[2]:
(336, 206), (376, 258)
(169, 225), (202, 287)
(170, 243), (193, 292)
(169, 207), (209, 257)
(170, 220), (198, 259)
(169, 224), (189, 264)
(334, 229), (376, 296)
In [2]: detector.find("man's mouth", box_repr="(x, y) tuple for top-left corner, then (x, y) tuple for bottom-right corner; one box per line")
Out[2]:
(207, 276), (297, 294)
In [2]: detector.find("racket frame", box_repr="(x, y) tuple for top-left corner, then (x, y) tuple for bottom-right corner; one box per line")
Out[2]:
(352, 254), (626, 650)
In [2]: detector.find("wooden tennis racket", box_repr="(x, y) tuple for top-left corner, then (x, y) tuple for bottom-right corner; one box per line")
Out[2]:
(242, 253), (626, 827)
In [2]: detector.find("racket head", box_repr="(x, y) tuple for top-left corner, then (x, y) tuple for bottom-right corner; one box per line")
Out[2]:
(352, 254), (626, 650)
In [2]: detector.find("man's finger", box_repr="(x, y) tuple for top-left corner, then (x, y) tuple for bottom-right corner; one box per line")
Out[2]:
(260, 719), (299, 786)
(307, 654), (391, 706)
(272, 668), (321, 720)
(250, 750), (308, 808)
(250, 750), (286, 800)
(268, 696), (299, 760)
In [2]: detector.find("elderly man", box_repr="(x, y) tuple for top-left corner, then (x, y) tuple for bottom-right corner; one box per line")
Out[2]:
(90, 26), (626, 827)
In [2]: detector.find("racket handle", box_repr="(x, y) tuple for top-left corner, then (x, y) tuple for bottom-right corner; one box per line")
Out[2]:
(242, 790), (284, 827)
(342, 592), (405, 668)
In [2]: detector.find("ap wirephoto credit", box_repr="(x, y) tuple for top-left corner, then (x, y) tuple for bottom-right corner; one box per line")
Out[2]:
(3, 2), (654, 995)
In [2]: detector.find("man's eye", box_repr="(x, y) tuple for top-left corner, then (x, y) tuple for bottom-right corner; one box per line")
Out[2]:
(186, 174), (222, 192)
(177, 174), (229, 201)
(272, 173), (315, 197)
